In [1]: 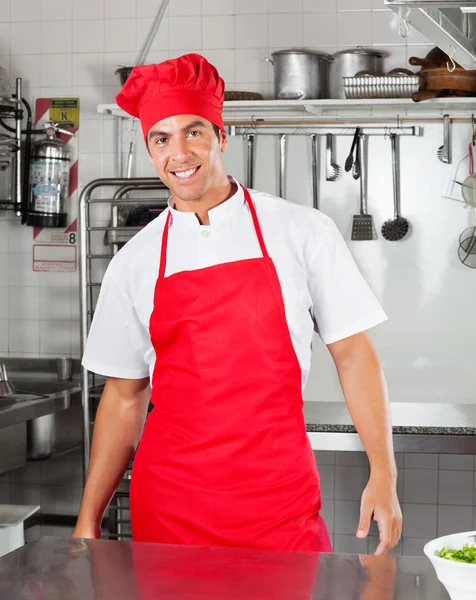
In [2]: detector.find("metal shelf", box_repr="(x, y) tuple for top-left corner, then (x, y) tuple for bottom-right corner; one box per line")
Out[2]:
(98, 97), (476, 122)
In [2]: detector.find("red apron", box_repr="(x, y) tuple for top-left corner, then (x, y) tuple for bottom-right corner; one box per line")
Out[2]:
(130, 185), (331, 553)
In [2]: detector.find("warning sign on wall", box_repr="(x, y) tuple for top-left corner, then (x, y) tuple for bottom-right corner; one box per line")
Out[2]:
(33, 244), (77, 273)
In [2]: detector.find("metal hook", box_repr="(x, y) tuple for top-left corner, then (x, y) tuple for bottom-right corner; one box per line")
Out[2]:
(383, 126), (389, 140)
(251, 115), (258, 132)
(447, 44), (456, 73)
(398, 18), (410, 38)
(472, 114), (476, 147)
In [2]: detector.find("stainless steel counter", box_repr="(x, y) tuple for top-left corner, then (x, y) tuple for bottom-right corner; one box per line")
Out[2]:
(0, 537), (449, 599)
(304, 402), (476, 453)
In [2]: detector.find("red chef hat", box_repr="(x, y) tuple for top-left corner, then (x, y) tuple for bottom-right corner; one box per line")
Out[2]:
(116, 53), (225, 141)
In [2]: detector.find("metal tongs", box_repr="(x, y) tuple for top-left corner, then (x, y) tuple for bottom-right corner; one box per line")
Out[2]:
(345, 127), (361, 179)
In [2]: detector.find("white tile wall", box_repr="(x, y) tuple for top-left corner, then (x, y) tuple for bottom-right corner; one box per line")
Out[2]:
(0, 0), (472, 557)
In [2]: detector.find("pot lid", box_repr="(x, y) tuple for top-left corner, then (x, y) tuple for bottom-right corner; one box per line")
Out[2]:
(331, 46), (384, 58)
(271, 47), (329, 58)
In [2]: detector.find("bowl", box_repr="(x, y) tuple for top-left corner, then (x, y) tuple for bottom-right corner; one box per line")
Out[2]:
(424, 531), (476, 600)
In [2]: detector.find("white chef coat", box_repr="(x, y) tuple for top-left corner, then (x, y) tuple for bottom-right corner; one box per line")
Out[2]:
(82, 179), (387, 388)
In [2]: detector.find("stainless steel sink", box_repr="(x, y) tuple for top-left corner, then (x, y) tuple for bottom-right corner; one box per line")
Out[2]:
(0, 358), (84, 471)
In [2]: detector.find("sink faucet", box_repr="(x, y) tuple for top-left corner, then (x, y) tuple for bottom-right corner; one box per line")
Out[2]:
(0, 364), (17, 396)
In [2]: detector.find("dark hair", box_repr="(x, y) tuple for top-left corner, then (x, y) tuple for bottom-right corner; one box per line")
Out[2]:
(212, 123), (221, 140)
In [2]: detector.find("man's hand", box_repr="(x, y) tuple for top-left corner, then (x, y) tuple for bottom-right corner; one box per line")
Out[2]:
(356, 471), (402, 555)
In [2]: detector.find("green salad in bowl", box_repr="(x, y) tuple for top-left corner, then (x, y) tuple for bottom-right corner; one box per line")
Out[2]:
(438, 544), (476, 565)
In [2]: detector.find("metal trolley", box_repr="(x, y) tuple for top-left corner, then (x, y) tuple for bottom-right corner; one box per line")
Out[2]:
(78, 177), (169, 539)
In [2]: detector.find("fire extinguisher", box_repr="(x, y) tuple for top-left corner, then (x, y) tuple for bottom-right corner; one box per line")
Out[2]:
(26, 123), (72, 228)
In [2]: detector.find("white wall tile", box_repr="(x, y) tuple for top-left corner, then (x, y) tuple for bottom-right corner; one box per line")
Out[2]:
(40, 287), (71, 321)
(0, 319), (8, 352)
(439, 470), (474, 506)
(321, 500), (334, 533)
(137, 0), (169, 18)
(71, 320), (80, 356)
(0, 255), (8, 287)
(42, 0), (73, 21)
(78, 120), (104, 154)
(270, 0), (302, 13)
(105, 19), (137, 53)
(41, 21), (73, 54)
(439, 454), (474, 471)
(402, 503), (437, 538)
(41, 54), (72, 87)
(0, 25), (11, 56)
(201, 49), (235, 82)
(9, 254), (39, 286)
(169, 0), (202, 16)
(78, 153), (104, 187)
(9, 318), (40, 354)
(337, 11), (371, 46)
(334, 533), (368, 554)
(404, 453), (438, 470)
(72, 53), (104, 87)
(314, 451), (335, 466)
(303, 12), (337, 47)
(9, 54), (42, 88)
(335, 451), (368, 467)
(304, 0), (336, 10)
(41, 485), (72, 514)
(73, 20), (104, 53)
(403, 469), (438, 504)
(202, 0), (234, 15)
(10, 23), (42, 55)
(8, 220), (33, 254)
(105, 0), (136, 19)
(402, 538), (432, 557)
(372, 0), (386, 7)
(73, 0), (104, 20)
(334, 499), (361, 535)
(136, 18), (169, 53)
(10, 483), (41, 507)
(10, 0), (42, 22)
(38, 271), (73, 288)
(235, 48), (269, 84)
(202, 15), (234, 49)
(40, 320), (71, 354)
(169, 17), (202, 50)
(371, 10), (403, 45)
(10, 461), (42, 485)
(236, 14), (268, 48)
(236, 0), (268, 13)
(319, 464), (334, 500)
(9, 286), (40, 320)
(0, 483), (10, 503)
(0, 287), (8, 319)
(269, 14), (302, 48)
(438, 505), (474, 537)
(335, 466), (368, 500)
(338, 0), (371, 10)
(0, 223), (9, 254)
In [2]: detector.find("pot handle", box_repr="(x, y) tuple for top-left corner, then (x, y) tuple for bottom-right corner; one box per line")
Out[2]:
(265, 57), (274, 65)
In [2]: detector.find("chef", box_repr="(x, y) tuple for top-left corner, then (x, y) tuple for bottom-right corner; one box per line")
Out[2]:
(74, 53), (402, 555)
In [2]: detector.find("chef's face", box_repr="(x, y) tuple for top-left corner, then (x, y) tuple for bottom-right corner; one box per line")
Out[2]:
(147, 114), (228, 204)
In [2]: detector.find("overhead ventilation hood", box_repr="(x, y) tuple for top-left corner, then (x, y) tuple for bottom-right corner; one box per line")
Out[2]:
(385, 1), (476, 69)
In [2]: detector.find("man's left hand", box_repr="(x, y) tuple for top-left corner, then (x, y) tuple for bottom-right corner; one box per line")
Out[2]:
(356, 471), (402, 555)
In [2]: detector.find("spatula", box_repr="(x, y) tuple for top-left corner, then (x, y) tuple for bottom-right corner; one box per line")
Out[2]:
(351, 134), (376, 241)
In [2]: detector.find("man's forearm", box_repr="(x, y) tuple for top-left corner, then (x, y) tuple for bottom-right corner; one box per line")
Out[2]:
(75, 377), (150, 532)
(330, 332), (396, 477)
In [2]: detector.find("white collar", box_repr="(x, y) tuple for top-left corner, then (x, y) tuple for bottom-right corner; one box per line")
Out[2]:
(167, 177), (245, 229)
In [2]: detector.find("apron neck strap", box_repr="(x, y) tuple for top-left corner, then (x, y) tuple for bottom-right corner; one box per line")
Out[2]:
(240, 184), (269, 259)
(159, 184), (269, 279)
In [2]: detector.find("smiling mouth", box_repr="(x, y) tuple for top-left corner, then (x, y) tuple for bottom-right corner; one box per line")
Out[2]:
(171, 166), (200, 180)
